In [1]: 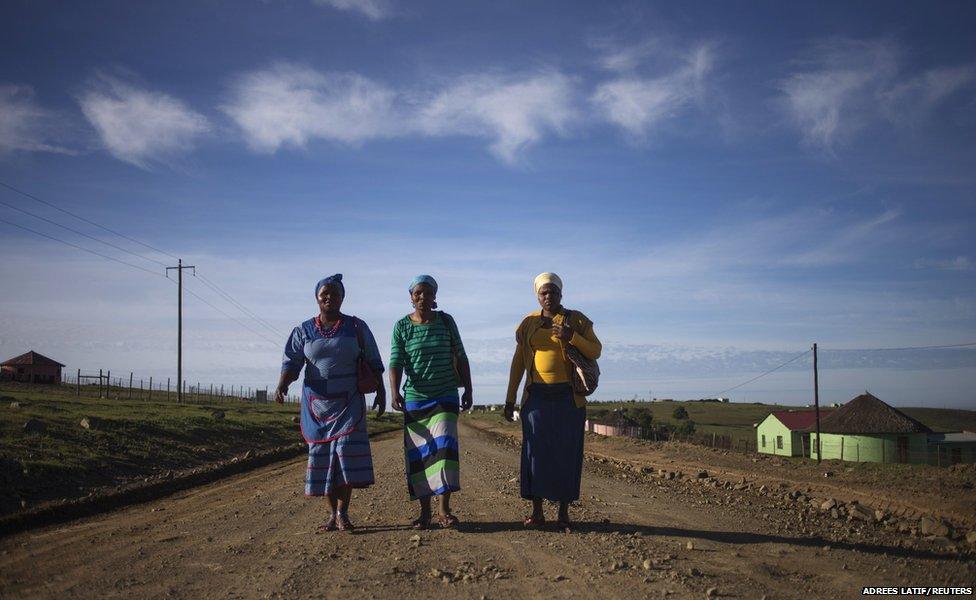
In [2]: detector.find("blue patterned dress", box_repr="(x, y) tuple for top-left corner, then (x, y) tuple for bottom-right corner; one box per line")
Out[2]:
(282, 315), (384, 496)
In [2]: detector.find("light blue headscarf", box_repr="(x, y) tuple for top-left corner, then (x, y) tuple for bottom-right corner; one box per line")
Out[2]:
(314, 274), (344, 298)
(408, 274), (438, 294)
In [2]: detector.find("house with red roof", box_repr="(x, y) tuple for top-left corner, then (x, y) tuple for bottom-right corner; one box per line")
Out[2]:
(756, 408), (833, 457)
(0, 350), (65, 384)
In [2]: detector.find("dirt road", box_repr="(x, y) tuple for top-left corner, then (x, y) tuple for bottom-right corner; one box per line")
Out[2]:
(1, 420), (971, 599)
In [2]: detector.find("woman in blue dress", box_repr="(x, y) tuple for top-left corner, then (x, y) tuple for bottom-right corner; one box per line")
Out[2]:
(275, 274), (386, 532)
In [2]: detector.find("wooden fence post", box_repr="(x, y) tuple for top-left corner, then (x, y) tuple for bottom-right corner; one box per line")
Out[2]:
(76, 368), (81, 397)
(149, 377), (153, 402)
(840, 437), (844, 461)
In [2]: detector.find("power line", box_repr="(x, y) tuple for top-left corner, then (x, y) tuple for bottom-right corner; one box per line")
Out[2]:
(193, 272), (283, 338)
(712, 349), (813, 398)
(0, 217), (166, 278)
(0, 198), (169, 268)
(182, 282), (281, 346)
(2, 180), (285, 344)
(0, 180), (179, 260)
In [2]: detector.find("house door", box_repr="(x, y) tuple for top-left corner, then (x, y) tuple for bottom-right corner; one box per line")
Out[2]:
(897, 436), (909, 463)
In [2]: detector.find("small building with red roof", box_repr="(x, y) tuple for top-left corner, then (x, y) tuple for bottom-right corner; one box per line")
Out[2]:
(756, 408), (832, 457)
(0, 350), (65, 384)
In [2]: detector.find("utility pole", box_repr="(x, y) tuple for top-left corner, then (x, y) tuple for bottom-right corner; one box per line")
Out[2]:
(813, 342), (821, 464)
(166, 259), (195, 403)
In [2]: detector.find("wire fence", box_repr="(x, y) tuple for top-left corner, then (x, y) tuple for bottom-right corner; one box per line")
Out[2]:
(0, 369), (298, 404)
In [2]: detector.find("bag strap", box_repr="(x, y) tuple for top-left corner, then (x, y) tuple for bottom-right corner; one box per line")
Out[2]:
(439, 311), (458, 356)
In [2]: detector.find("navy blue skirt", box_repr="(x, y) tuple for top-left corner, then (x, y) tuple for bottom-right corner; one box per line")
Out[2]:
(520, 383), (586, 502)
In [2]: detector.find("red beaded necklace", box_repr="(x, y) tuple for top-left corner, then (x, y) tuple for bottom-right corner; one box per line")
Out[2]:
(314, 314), (344, 338)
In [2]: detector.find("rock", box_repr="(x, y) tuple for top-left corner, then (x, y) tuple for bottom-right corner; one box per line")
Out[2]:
(552, 574), (568, 581)
(696, 470), (708, 479)
(965, 531), (976, 545)
(758, 485), (768, 494)
(23, 418), (45, 433)
(706, 587), (718, 598)
(874, 510), (887, 523)
(643, 558), (653, 570)
(9, 402), (21, 409)
(821, 499), (837, 511)
(849, 504), (874, 522)
(919, 517), (950, 538)
(830, 508), (840, 519)
(641, 467), (655, 474)
(291, 416), (299, 423)
(687, 567), (702, 577)
(823, 471), (833, 478)
(212, 410), (225, 420)
(79, 417), (99, 430)
(243, 450), (253, 460)
(685, 541), (695, 551)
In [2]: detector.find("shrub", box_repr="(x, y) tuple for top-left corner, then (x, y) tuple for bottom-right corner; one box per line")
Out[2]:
(672, 406), (689, 420)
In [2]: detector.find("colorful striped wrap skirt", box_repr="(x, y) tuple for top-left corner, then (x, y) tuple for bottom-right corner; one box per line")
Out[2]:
(520, 382), (586, 502)
(403, 394), (461, 500)
(300, 379), (374, 496)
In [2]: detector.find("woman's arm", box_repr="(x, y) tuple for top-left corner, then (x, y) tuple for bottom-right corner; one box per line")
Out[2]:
(504, 320), (526, 419)
(276, 326), (306, 403)
(274, 370), (299, 404)
(389, 320), (406, 411)
(360, 321), (387, 416)
(569, 321), (602, 360)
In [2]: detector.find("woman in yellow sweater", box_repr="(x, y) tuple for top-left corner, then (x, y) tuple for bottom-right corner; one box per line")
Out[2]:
(504, 272), (601, 531)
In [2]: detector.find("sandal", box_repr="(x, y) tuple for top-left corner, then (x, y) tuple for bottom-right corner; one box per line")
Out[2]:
(336, 513), (355, 531)
(316, 514), (337, 533)
(438, 514), (460, 529)
(411, 515), (432, 530)
(523, 515), (546, 528)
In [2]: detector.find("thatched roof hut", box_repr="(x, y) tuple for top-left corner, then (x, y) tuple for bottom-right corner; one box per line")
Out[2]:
(807, 392), (931, 435)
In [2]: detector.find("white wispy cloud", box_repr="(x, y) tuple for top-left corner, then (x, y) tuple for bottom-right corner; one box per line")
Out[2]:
(780, 38), (976, 150)
(78, 75), (211, 168)
(312, 0), (391, 20)
(592, 44), (713, 139)
(221, 64), (400, 152)
(0, 84), (74, 156)
(223, 64), (579, 164)
(914, 256), (974, 271)
(415, 71), (578, 164)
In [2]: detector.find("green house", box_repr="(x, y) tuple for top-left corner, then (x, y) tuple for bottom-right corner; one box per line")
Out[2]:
(808, 392), (931, 464)
(756, 410), (824, 456)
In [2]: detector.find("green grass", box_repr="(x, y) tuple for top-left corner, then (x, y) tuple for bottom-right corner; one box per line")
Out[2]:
(0, 384), (400, 516)
(469, 400), (976, 449)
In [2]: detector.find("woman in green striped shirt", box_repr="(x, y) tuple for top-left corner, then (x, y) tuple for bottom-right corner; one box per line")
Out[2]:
(390, 275), (473, 529)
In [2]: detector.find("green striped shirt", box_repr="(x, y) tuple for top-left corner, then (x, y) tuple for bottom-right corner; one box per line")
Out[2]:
(390, 312), (467, 400)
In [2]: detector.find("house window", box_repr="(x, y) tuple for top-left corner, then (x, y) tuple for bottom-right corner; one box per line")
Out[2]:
(776, 436), (783, 450)
(761, 435), (766, 448)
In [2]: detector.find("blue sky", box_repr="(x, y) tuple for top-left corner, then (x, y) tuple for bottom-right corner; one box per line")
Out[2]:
(1, 1), (975, 407)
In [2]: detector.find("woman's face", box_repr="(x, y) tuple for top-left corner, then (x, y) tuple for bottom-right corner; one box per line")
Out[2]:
(317, 283), (344, 315)
(410, 283), (436, 312)
(536, 283), (562, 312)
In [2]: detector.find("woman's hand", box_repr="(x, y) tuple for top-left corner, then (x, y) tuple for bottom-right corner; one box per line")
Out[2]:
(274, 386), (288, 404)
(503, 403), (516, 422)
(552, 321), (574, 342)
(391, 390), (405, 412)
(372, 389), (386, 417)
(461, 389), (473, 411)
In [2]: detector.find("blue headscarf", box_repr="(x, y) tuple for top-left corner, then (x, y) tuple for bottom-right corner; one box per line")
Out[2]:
(408, 274), (438, 294)
(315, 274), (344, 299)
(409, 274), (438, 309)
